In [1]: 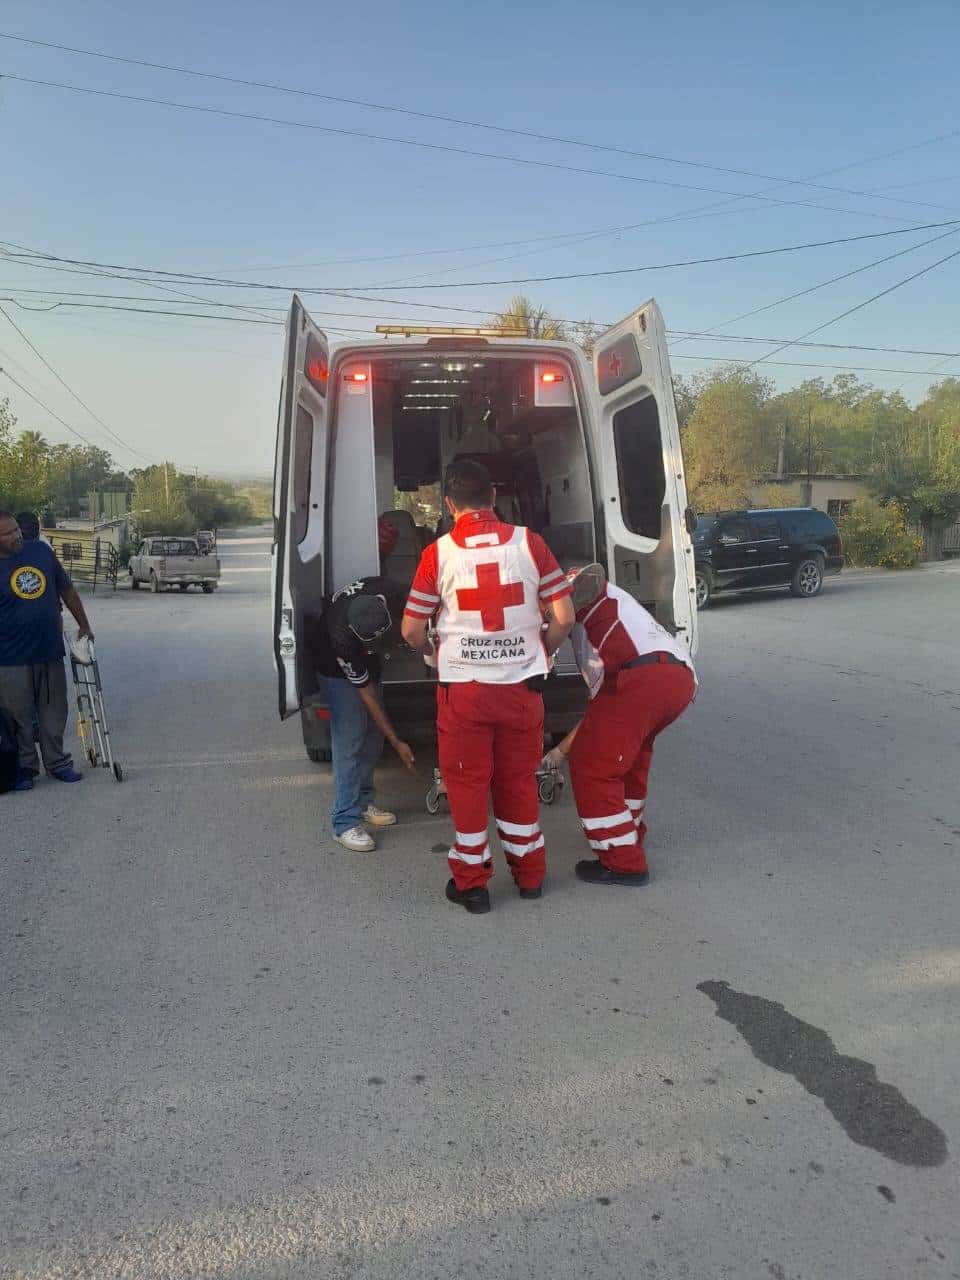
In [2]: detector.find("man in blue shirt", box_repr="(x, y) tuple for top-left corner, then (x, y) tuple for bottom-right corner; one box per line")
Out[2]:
(0, 510), (94, 791)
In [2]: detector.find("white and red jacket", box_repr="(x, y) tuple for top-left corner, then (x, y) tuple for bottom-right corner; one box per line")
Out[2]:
(574, 583), (697, 698)
(405, 510), (571, 684)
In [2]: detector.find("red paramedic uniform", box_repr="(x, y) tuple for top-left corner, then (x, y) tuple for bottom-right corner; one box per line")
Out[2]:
(404, 510), (571, 892)
(568, 584), (697, 876)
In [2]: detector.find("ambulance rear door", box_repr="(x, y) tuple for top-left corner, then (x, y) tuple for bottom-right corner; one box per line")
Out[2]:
(273, 295), (330, 718)
(592, 300), (698, 655)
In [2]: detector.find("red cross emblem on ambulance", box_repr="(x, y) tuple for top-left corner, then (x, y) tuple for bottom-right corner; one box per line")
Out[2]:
(456, 561), (525, 631)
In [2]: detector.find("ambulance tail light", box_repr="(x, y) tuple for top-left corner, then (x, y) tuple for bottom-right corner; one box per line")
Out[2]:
(304, 334), (329, 395)
(534, 361), (574, 408)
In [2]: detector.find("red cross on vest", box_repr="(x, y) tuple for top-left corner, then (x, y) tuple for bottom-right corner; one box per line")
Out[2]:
(456, 561), (525, 631)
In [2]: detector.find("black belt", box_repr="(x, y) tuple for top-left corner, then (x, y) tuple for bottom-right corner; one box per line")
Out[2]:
(622, 651), (687, 670)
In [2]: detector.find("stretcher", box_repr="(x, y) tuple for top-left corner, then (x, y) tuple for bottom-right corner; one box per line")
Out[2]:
(425, 761), (563, 813)
(69, 638), (123, 782)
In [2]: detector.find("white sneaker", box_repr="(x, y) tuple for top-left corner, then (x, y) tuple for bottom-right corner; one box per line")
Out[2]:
(335, 825), (376, 852)
(363, 805), (397, 828)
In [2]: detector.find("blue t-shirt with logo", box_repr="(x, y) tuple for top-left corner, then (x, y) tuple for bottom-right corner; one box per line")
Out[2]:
(0, 542), (72, 666)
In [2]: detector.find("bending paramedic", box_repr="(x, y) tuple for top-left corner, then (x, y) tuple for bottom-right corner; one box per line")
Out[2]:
(544, 564), (696, 887)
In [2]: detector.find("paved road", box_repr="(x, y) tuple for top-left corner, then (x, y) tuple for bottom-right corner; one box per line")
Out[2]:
(2, 535), (958, 1280)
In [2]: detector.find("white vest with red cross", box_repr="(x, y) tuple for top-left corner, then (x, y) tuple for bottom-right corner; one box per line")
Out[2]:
(435, 526), (547, 683)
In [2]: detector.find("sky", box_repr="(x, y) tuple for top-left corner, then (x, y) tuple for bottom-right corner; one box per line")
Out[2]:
(2, 0), (960, 475)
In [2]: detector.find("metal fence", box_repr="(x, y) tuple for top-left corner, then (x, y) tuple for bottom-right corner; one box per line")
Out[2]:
(942, 520), (960, 559)
(47, 533), (119, 592)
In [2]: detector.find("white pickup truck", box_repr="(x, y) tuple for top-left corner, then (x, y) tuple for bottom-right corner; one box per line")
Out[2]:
(129, 537), (220, 593)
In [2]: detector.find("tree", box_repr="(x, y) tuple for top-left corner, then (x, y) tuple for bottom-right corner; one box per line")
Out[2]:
(130, 464), (256, 534)
(46, 443), (117, 515)
(0, 401), (51, 512)
(186, 478), (254, 530)
(130, 463), (191, 535)
(865, 383), (960, 551)
(681, 367), (775, 510)
(494, 295), (567, 339)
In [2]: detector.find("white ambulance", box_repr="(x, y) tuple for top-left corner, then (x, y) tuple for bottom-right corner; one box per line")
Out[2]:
(273, 297), (698, 762)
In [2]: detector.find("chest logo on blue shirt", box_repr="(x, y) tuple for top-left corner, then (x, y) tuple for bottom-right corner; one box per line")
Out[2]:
(10, 565), (47, 601)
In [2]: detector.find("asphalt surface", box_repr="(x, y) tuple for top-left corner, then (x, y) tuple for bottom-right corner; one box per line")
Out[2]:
(2, 531), (958, 1280)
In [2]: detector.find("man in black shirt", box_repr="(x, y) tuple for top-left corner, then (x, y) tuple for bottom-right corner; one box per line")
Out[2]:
(313, 576), (415, 852)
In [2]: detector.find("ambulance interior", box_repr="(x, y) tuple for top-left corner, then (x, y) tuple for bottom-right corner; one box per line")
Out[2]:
(326, 350), (597, 684)
(343, 351), (596, 583)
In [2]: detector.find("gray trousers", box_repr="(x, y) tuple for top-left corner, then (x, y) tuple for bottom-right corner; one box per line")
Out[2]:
(0, 660), (72, 774)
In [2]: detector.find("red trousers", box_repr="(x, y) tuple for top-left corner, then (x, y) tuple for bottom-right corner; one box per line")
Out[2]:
(437, 681), (546, 892)
(568, 661), (695, 874)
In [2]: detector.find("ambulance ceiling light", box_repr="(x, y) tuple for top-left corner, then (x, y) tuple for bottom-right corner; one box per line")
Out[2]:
(343, 369), (368, 383)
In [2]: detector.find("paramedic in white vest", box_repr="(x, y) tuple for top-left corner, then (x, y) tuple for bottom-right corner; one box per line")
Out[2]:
(543, 564), (696, 887)
(401, 460), (575, 914)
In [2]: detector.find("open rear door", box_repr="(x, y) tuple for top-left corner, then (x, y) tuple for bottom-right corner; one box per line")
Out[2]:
(273, 295), (330, 717)
(592, 299), (698, 654)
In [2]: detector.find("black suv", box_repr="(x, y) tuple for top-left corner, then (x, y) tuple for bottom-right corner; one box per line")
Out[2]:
(694, 508), (843, 608)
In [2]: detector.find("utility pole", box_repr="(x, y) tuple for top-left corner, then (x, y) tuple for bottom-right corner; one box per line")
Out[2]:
(164, 462), (170, 505)
(776, 423), (787, 481)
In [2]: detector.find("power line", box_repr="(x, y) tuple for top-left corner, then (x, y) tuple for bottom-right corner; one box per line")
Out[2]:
(670, 353), (960, 377)
(0, 297), (279, 325)
(215, 149), (960, 279)
(5, 220), (960, 294)
(9, 289), (960, 360)
(0, 364), (105, 450)
(745, 238), (960, 370)
(3, 31), (959, 218)
(0, 71), (943, 228)
(7, 35), (960, 289)
(6, 295), (960, 381)
(667, 331), (960, 359)
(668, 222), (960, 354)
(0, 303), (154, 459)
(864, 173), (960, 193)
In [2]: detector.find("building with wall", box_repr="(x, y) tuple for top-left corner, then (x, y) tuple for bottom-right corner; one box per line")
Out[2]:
(750, 473), (870, 521)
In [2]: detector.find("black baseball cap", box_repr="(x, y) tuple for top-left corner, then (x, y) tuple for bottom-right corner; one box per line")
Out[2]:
(348, 594), (393, 644)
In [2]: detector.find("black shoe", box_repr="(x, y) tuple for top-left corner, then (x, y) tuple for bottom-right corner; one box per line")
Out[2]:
(517, 884), (543, 899)
(575, 859), (649, 887)
(445, 878), (491, 914)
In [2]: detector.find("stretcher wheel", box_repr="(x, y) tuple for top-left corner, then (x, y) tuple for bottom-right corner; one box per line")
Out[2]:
(113, 762), (124, 783)
(425, 787), (442, 815)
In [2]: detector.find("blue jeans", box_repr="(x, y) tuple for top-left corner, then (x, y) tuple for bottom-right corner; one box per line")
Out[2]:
(326, 677), (384, 835)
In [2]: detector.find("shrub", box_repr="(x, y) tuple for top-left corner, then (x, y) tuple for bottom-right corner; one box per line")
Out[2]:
(839, 498), (922, 568)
